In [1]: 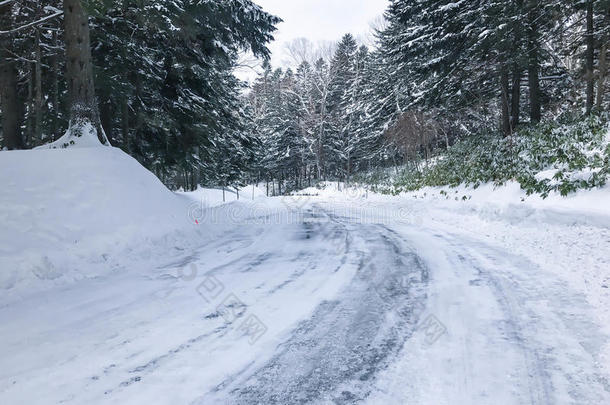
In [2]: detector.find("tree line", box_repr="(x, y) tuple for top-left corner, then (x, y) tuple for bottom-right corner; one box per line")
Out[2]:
(2, 1), (609, 193)
(248, 0), (610, 194)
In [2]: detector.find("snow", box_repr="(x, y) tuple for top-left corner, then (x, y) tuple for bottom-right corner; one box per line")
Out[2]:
(309, 181), (610, 384)
(1, 153), (609, 403)
(36, 122), (107, 149)
(177, 184), (268, 208)
(0, 147), (193, 302)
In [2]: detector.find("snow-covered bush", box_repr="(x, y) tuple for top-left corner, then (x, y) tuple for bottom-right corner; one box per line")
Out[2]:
(516, 114), (609, 197)
(381, 113), (610, 197)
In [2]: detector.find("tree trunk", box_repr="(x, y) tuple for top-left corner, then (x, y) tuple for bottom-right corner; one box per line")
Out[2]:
(500, 67), (511, 137)
(346, 151), (351, 185)
(442, 127), (450, 149)
(25, 65), (33, 146)
(0, 2), (23, 150)
(0, 39), (21, 148)
(597, 41), (608, 111)
(34, 29), (43, 144)
(585, 0), (595, 114)
(51, 30), (61, 141)
(121, 96), (130, 151)
(527, 0), (541, 122)
(511, 0), (524, 131)
(100, 98), (113, 143)
(63, 0), (109, 144)
(317, 96), (326, 180)
(596, 7), (610, 111)
(133, 72), (143, 150)
(511, 69), (522, 131)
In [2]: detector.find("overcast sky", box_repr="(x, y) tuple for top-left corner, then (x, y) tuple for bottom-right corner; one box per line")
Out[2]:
(237, 0), (389, 82)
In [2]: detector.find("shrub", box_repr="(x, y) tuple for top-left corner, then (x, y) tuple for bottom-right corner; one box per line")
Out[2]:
(373, 112), (610, 198)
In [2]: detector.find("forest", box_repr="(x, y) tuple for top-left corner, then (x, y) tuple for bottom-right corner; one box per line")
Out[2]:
(1, 0), (610, 195)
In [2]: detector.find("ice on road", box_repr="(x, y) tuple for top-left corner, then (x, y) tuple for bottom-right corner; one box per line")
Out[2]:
(1, 198), (609, 404)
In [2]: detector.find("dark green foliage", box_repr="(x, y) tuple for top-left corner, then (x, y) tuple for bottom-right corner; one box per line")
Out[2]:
(1, 0), (279, 191)
(88, 0), (280, 190)
(379, 115), (610, 198)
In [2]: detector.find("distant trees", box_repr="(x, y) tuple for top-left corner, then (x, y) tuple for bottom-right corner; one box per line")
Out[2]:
(248, 34), (390, 192)
(247, 0), (610, 193)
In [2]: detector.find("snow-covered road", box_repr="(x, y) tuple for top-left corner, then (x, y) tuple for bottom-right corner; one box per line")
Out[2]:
(1, 197), (609, 404)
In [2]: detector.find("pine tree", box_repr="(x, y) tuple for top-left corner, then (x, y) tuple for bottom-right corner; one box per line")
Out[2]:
(86, 0), (280, 189)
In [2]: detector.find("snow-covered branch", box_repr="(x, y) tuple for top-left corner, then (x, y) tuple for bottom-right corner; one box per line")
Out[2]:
(0, 10), (63, 36)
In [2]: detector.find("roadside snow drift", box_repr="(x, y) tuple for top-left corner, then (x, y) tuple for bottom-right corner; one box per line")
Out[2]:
(177, 184), (268, 208)
(0, 147), (191, 299)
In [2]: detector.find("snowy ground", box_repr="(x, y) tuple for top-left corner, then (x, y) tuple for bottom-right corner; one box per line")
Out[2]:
(1, 150), (609, 404)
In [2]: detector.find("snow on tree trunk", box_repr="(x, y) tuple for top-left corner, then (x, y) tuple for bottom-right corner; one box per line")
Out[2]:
(60, 0), (109, 147)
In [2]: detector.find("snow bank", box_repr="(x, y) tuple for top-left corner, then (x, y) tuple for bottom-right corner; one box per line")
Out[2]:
(178, 184), (268, 208)
(0, 147), (193, 301)
(403, 181), (610, 228)
(304, 180), (610, 227)
(35, 122), (108, 149)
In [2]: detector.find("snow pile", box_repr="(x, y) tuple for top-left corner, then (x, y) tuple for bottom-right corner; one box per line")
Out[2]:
(35, 122), (109, 149)
(304, 180), (610, 225)
(406, 181), (610, 226)
(0, 147), (194, 301)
